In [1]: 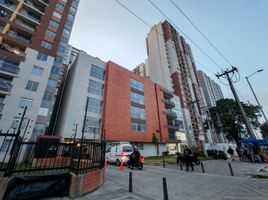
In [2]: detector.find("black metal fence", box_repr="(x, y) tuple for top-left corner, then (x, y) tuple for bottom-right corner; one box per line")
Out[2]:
(0, 130), (105, 177)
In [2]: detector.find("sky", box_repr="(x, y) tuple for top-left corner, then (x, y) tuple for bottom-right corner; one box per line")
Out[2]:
(69, 0), (268, 123)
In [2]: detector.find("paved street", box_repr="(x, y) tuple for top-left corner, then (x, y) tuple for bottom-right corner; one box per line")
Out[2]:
(47, 160), (268, 200)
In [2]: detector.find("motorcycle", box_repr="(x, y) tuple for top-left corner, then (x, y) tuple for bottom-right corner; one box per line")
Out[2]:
(127, 155), (144, 170)
(176, 152), (200, 165)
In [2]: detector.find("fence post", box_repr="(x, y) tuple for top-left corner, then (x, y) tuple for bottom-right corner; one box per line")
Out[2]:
(163, 159), (166, 168)
(4, 106), (27, 177)
(228, 162), (234, 176)
(162, 177), (169, 200)
(129, 172), (133, 192)
(201, 162), (205, 173)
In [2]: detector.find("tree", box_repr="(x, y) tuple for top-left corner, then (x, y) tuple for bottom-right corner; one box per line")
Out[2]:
(260, 123), (268, 139)
(209, 98), (261, 146)
(152, 132), (159, 155)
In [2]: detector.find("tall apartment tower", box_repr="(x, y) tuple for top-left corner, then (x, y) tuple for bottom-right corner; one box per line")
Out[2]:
(146, 21), (206, 149)
(133, 60), (150, 79)
(0, 0), (79, 140)
(197, 70), (224, 107)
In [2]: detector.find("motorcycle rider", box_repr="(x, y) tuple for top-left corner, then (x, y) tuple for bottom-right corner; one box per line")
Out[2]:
(130, 146), (140, 169)
(183, 145), (194, 171)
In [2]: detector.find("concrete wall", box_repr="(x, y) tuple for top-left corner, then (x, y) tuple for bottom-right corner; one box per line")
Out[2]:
(147, 24), (173, 91)
(55, 52), (106, 139)
(0, 48), (54, 138)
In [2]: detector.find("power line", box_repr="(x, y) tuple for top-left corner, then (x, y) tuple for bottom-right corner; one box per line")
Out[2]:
(169, 0), (233, 66)
(114, 0), (151, 28)
(147, 0), (224, 71)
(114, 0), (231, 85)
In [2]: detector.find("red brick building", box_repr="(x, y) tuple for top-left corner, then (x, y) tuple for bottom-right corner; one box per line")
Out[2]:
(102, 61), (180, 155)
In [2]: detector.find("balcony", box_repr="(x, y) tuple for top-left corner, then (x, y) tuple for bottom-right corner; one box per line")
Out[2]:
(0, 0), (17, 11)
(24, 0), (45, 15)
(164, 110), (177, 118)
(14, 19), (36, 32)
(8, 30), (31, 44)
(0, 78), (12, 93)
(0, 59), (19, 75)
(0, 8), (11, 19)
(163, 99), (175, 108)
(19, 9), (40, 24)
(36, 0), (49, 7)
(0, 43), (26, 62)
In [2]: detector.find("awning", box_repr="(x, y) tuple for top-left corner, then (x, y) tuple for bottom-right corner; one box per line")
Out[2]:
(239, 137), (268, 144)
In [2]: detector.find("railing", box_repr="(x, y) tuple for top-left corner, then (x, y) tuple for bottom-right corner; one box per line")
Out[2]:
(0, 43), (26, 58)
(0, 78), (12, 92)
(0, 0), (16, 10)
(163, 99), (175, 107)
(0, 60), (20, 74)
(24, 0), (45, 14)
(165, 110), (177, 118)
(14, 19), (36, 32)
(8, 31), (31, 44)
(0, 132), (106, 177)
(19, 9), (40, 24)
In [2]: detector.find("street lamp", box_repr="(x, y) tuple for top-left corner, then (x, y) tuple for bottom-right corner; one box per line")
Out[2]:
(245, 69), (267, 123)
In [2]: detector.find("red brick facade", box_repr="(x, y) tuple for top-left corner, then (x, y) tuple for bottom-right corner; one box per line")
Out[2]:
(102, 61), (169, 143)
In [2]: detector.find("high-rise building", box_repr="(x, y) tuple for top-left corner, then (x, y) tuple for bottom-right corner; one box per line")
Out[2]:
(133, 60), (149, 79)
(145, 21), (207, 150)
(197, 70), (224, 107)
(0, 0), (79, 140)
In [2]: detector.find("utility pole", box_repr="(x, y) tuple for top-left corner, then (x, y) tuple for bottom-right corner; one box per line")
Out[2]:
(216, 67), (255, 138)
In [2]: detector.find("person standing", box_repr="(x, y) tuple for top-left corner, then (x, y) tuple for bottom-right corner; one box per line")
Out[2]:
(183, 145), (194, 171)
(227, 146), (235, 161)
(236, 147), (243, 161)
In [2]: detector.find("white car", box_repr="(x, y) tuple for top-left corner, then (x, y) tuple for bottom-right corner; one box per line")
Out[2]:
(105, 143), (133, 166)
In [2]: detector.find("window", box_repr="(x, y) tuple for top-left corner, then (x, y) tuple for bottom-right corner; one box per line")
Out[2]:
(33, 124), (45, 134)
(49, 20), (59, 28)
(43, 91), (53, 101)
(130, 92), (144, 105)
(51, 66), (60, 74)
(63, 28), (70, 36)
(85, 117), (101, 135)
(45, 29), (56, 38)
(131, 106), (145, 120)
(53, 11), (62, 19)
(32, 65), (44, 76)
(56, 3), (65, 10)
(60, 36), (69, 43)
(0, 139), (12, 152)
(10, 117), (27, 129)
(87, 97), (102, 113)
(67, 13), (75, 21)
(64, 20), (73, 31)
(55, 56), (63, 63)
(25, 81), (39, 92)
(123, 146), (133, 153)
(88, 80), (103, 96)
(41, 40), (52, 49)
(130, 79), (144, 91)
(90, 65), (105, 80)
(131, 123), (146, 132)
(19, 97), (33, 109)
(36, 52), (48, 61)
(47, 79), (57, 87)
(57, 46), (65, 53)
(38, 107), (49, 116)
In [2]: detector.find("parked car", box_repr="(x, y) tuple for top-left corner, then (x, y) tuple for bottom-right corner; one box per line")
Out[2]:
(105, 143), (133, 166)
